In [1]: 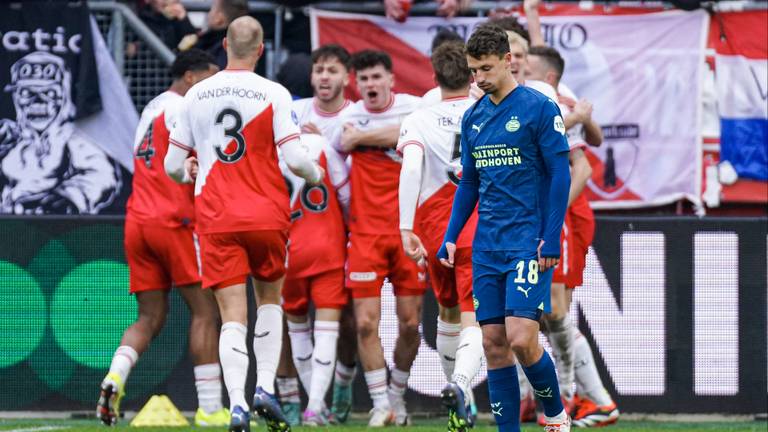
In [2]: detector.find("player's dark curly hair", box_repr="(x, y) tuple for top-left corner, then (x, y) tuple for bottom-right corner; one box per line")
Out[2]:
(432, 41), (470, 91)
(486, 16), (531, 44)
(528, 45), (565, 80)
(466, 24), (511, 59)
(170, 49), (216, 79)
(351, 50), (393, 72)
(311, 44), (352, 70)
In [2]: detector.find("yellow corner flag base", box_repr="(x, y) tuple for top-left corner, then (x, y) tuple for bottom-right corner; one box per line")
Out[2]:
(130, 395), (190, 427)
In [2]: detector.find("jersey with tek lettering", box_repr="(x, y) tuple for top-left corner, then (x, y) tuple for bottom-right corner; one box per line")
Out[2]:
(169, 70), (299, 234)
(280, 134), (348, 278)
(340, 93), (421, 235)
(397, 96), (478, 249)
(293, 97), (353, 147)
(127, 91), (195, 228)
(461, 86), (569, 254)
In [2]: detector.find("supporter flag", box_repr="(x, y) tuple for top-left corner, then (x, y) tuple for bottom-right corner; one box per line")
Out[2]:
(0, 2), (137, 214)
(311, 7), (708, 209)
(711, 10), (768, 181)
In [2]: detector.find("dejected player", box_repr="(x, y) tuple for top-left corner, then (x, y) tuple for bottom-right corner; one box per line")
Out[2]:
(438, 24), (572, 432)
(397, 41), (484, 431)
(165, 16), (324, 432)
(97, 49), (227, 428)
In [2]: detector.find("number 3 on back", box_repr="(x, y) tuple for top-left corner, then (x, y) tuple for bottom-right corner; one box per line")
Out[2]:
(215, 108), (246, 163)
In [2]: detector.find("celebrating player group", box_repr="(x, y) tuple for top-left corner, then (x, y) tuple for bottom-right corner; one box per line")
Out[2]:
(97, 3), (620, 432)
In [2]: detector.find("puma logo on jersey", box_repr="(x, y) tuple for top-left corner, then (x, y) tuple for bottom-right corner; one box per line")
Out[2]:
(471, 123), (483, 132)
(517, 285), (532, 298)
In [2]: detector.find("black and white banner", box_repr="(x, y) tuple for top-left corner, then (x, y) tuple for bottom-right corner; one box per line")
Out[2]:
(0, 1), (136, 215)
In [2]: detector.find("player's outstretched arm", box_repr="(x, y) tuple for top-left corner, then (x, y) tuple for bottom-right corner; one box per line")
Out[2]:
(567, 147), (592, 206)
(282, 137), (325, 185)
(438, 136), (478, 267)
(399, 144), (427, 261)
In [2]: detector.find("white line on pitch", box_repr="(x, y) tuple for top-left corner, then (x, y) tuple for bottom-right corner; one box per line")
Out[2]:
(4, 426), (69, 432)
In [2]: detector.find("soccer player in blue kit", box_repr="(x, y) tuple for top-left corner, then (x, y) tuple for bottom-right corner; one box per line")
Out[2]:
(438, 25), (572, 432)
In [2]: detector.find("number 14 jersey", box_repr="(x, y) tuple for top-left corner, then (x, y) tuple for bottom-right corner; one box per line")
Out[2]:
(169, 70), (300, 234)
(397, 96), (478, 250)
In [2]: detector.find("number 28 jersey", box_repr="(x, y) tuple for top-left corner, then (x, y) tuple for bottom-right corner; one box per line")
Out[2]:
(169, 70), (300, 234)
(397, 96), (478, 249)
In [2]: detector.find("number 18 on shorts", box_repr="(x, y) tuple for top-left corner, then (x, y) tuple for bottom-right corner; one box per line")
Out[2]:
(471, 251), (554, 322)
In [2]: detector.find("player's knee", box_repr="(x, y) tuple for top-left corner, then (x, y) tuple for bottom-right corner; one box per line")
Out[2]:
(506, 331), (535, 356)
(482, 332), (508, 361)
(355, 313), (379, 340)
(397, 315), (420, 339)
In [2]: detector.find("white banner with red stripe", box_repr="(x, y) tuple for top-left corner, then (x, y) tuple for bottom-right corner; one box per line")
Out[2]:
(311, 7), (708, 209)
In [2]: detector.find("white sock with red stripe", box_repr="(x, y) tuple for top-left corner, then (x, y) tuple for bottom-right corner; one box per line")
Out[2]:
(219, 322), (249, 410)
(335, 361), (356, 387)
(107, 346), (138, 385)
(364, 368), (390, 410)
(194, 363), (224, 414)
(436, 318), (461, 380)
(574, 330), (613, 406)
(452, 326), (483, 395)
(287, 319), (314, 394)
(308, 320), (339, 413)
(388, 367), (409, 397)
(254, 304), (283, 395)
(276, 377), (301, 404)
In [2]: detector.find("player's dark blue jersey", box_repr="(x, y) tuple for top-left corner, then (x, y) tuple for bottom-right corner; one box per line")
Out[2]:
(458, 86), (569, 257)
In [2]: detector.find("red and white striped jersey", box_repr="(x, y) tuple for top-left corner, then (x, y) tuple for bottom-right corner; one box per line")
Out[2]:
(280, 134), (348, 278)
(127, 91), (195, 228)
(339, 93), (421, 235)
(169, 70), (300, 234)
(292, 97), (353, 147)
(397, 96), (478, 249)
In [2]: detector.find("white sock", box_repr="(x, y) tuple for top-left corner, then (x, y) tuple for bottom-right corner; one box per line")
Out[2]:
(436, 318), (461, 381)
(388, 367), (409, 397)
(287, 319), (314, 394)
(452, 326), (483, 394)
(219, 322), (249, 410)
(364, 368), (390, 410)
(194, 363), (224, 414)
(107, 346), (138, 385)
(547, 317), (575, 399)
(574, 330), (613, 406)
(308, 320), (339, 413)
(276, 377), (300, 404)
(517, 363), (533, 400)
(254, 304), (283, 395)
(335, 361), (356, 387)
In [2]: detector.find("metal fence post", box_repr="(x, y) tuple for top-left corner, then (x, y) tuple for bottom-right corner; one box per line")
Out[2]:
(271, 5), (284, 80)
(111, 9), (125, 75)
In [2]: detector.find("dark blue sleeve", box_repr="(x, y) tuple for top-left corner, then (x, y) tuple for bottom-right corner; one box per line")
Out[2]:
(538, 100), (571, 257)
(437, 119), (479, 260)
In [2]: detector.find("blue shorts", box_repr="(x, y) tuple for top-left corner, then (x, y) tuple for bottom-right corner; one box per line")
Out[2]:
(472, 250), (553, 323)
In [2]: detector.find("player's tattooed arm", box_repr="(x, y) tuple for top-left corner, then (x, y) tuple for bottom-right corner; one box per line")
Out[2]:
(340, 123), (400, 152)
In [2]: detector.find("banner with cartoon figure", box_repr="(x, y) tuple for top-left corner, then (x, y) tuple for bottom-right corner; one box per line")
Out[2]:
(0, 1), (133, 215)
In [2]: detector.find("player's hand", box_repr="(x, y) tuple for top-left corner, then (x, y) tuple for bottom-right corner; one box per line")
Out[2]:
(340, 123), (361, 152)
(401, 229), (427, 263)
(469, 82), (484, 99)
(301, 122), (322, 135)
(438, 242), (457, 268)
(308, 164), (326, 186)
(537, 240), (560, 271)
(573, 98), (593, 123)
(184, 156), (198, 182)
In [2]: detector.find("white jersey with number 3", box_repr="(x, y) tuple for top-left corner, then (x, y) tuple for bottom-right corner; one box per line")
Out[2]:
(169, 70), (300, 234)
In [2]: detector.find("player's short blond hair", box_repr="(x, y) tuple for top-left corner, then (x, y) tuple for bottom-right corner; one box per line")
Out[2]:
(226, 16), (263, 59)
(506, 31), (529, 53)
